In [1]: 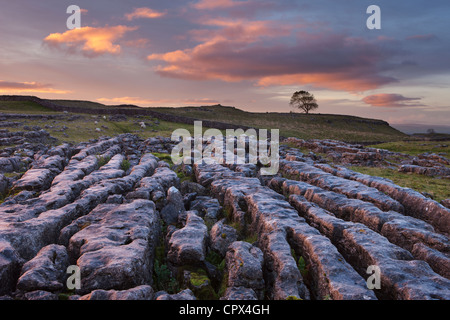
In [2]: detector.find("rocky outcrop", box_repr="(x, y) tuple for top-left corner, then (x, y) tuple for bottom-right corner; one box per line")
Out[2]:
(65, 199), (160, 294)
(16, 244), (69, 292)
(209, 219), (238, 257)
(167, 212), (208, 268)
(225, 241), (265, 300)
(288, 195), (450, 299)
(317, 164), (450, 235)
(78, 285), (154, 300)
(0, 132), (448, 300)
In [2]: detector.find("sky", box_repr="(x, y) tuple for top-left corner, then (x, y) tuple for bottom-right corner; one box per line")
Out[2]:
(1, 0), (449, 127)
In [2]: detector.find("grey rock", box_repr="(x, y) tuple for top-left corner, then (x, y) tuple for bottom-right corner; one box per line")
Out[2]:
(106, 194), (124, 204)
(161, 186), (185, 225)
(210, 219), (238, 257)
(180, 181), (206, 196)
(66, 199), (160, 294)
(167, 212), (208, 267)
(17, 244), (69, 292)
(0, 173), (8, 195)
(0, 240), (24, 295)
(220, 287), (258, 300)
(24, 290), (58, 300)
(156, 289), (197, 300)
(190, 196), (223, 224)
(79, 285), (154, 300)
(412, 242), (450, 279)
(289, 194), (450, 300)
(225, 241), (265, 300)
(441, 199), (450, 209)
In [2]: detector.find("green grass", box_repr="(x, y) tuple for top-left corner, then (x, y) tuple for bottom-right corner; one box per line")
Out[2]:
(1, 97), (409, 143)
(152, 152), (174, 166)
(350, 166), (449, 202)
(96, 155), (110, 167)
(370, 140), (450, 156)
(0, 101), (57, 114)
(120, 159), (131, 171)
(152, 105), (407, 143)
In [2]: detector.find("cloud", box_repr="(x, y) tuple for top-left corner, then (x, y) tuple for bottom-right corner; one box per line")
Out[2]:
(362, 93), (424, 107)
(192, 0), (248, 10)
(44, 25), (138, 57)
(0, 80), (70, 94)
(125, 7), (166, 20)
(147, 19), (396, 92)
(406, 34), (437, 41)
(97, 96), (220, 106)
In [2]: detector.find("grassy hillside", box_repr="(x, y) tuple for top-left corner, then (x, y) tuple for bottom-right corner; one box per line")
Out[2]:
(151, 105), (407, 143)
(0, 100), (56, 114)
(0, 100), (195, 144)
(1, 98), (407, 143)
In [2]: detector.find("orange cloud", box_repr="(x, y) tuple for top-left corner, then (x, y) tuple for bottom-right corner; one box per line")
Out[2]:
(362, 94), (423, 107)
(147, 19), (395, 92)
(125, 7), (166, 20)
(97, 96), (220, 106)
(257, 73), (387, 92)
(44, 25), (138, 57)
(406, 34), (436, 41)
(193, 0), (247, 10)
(0, 80), (70, 94)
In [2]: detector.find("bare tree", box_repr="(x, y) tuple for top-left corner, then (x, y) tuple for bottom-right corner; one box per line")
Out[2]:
(290, 90), (318, 114)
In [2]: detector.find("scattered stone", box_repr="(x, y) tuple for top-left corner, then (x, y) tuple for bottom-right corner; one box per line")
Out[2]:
(225, 241), (265, 299)
(167, 212), (208, 268)
(210, 219), (238, 257)
(160, 186), (185, 225)
(156, 289), (197, 300)
(79, 285), (154, 300)
(17, 244), (69, 292)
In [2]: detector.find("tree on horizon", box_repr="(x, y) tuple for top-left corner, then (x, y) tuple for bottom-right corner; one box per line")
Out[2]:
(289, 90), (318, 114)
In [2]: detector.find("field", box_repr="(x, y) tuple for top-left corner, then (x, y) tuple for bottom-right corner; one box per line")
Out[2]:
(151, 105), (407, 143)
(1, 97), (447, 200)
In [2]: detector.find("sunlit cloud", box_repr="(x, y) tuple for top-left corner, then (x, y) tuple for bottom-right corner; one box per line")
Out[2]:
(125, 7), (167, 20)
(406, 34), (437, 41)
(44, 25), (138, 57)
(0, 80), (71, 94)
(97, 96), (220, 106)
(148, 18), (396, 92)
(192, 0), (248, 10)
(362, 93), (424, 107)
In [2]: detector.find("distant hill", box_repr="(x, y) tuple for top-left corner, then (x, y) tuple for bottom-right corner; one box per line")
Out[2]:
(150, 105), (407, 143)
(0, 95), (407, 143)
(391, 123), (450, 135)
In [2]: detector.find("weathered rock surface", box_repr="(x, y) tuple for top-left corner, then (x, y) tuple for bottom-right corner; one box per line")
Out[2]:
(209, 219), (238, 257)
(17, 244), (69, 292)
(79, 285), (154, 300)
(65, 199), (160, 294)
(0, 132), (448, 300)
(167, 212), (208, 268)
(289, 194), (450, 300)
(225, 241), (265, 299)
(161, 186), (185, 225)
(156, 289), (197, 300)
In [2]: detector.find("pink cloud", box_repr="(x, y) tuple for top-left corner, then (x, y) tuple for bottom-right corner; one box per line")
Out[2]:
(406, 34), (436, 41)
(147, 19), (395, 92)
(97, 96), (220, 106)
(192, 0), (248, 10)
(44, 25), (138, 57)
(0, 80), (70, 94)
(362, 93), (423, 107)
(125, 7), (167, 21)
